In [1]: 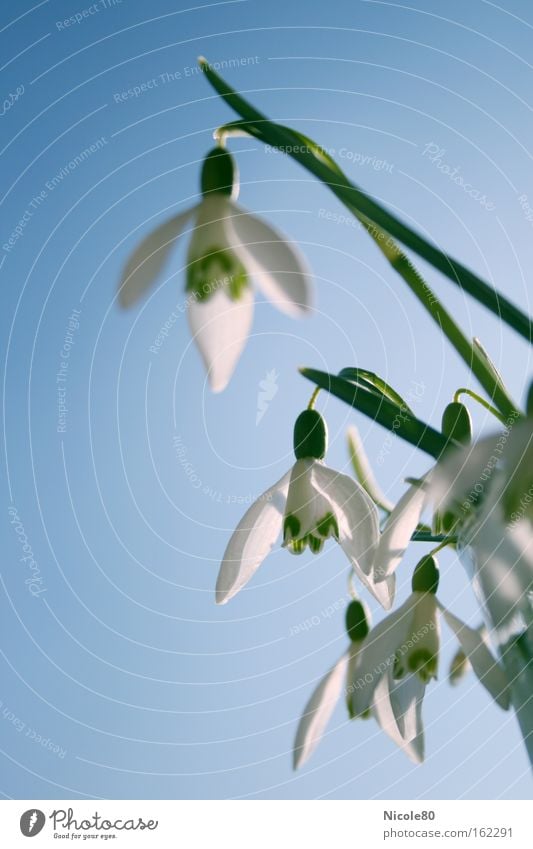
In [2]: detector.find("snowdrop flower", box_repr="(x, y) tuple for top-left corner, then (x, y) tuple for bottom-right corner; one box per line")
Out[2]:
(371, 401), (474, 586)
(349, 556), (510, 759)
(216, 409), (395, 608)
(119, 147), (312, 391)
(293, 600), (424, 768)
(430, 416), (533, 641)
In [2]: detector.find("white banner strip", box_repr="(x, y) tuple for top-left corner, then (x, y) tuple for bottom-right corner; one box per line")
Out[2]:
(0, 800), (530, 847)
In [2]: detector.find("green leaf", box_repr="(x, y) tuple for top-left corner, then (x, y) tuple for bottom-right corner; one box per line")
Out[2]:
(301, 367), (450, 459)
(472, 338), (518, 419)
(339, 367), (414, 414)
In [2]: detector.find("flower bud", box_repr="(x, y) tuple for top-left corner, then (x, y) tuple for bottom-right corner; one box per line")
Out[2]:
(293, 409), (328, 460)
(441, 401), (472, 446)
(201, 147), (239, 198)
(345, 600), (370, 644)
(411, 555), (440, 595)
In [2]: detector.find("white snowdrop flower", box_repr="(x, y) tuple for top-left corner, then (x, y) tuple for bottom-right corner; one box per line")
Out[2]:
(216, 409), (394, 608)
(349, 557), (510, 760)
(372, 401), (474, 586)
(119, 147), (312, 391)
(430, 416), (533, 641)
(293, 600), (424, 767)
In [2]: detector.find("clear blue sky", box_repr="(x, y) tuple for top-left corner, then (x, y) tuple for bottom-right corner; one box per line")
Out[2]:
(2, 0), (532, 799)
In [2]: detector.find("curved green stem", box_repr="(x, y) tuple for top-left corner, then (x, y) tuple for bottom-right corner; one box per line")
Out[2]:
(453, 387), (507, 424)
(307, 386), (321, 410)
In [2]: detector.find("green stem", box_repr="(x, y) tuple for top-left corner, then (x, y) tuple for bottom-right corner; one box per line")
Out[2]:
(411, 531), (457, 544)
(307, 386), (321, 410)
(453, 387), (507, 424)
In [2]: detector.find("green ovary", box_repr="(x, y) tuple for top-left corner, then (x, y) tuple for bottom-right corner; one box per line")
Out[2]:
(186, 246), (248, 301)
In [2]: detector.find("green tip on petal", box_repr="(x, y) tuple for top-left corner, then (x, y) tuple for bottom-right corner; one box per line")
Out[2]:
(411, 555), (440, 595)
(201, 147), (239, 198)
(449, 648), (469, 685)
(316, 512), (339, 539)
(407, 648), (438, 682)
(345, 600), (370, 643)
(441, 401), (472, 446)
(293, 409), (328, 460)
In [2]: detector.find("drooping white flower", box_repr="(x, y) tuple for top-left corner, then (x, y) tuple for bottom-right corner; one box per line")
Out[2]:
(349, 557), (509, 761)
(372, 401), (475, 585)
(430, 417), (533, 641)
(119, 147), (312, 391)
(216, 409), (394, 608)
(293, 600), (424, 768)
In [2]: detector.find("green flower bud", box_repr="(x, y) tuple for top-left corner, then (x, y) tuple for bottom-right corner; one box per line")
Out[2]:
(441, 401), (472, 446)
(411, 555), (440, 595)
(200, 147), (238, 198)
(345, 600), (370, 643)
(293, 409), (328, 460)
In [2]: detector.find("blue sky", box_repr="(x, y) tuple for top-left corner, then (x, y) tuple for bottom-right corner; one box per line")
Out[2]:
(1, 0), (533, 799)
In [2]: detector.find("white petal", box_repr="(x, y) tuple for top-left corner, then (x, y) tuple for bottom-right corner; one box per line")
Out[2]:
(227, 201), (313, 316)
(293, 652), (349, 769)
(216, 471), (291, 604)
(373, 481), (428, 583)
(363, 573), (396, 611)
(374, 672), (425, 764)
(313, 464), (380, 576)
(312, 463), (393, 607)
(348, 594), (417, 715)
(464, 509), (533, 640)
(188, 286), (254, 392)
(283, 459), (336, 548)
(439, 604), (510, 709)
(119, 207), (195, 307)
